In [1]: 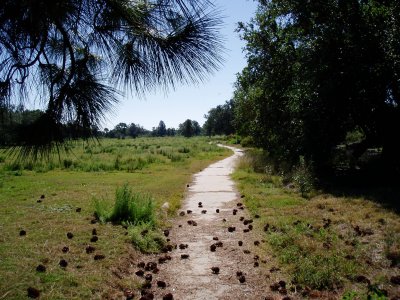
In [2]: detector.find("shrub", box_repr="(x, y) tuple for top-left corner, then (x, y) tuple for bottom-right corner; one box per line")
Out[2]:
(4, 161), (22, 171)
(292, 156), (314, 197)
(240, 136), (255, 147)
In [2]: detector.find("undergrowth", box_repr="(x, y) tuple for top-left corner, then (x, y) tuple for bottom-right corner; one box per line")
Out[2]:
(232, 149), (400, 298)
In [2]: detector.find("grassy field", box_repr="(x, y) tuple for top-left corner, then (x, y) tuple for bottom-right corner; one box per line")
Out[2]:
(0, 137), (230, 299)
(232, 150), (400, 299)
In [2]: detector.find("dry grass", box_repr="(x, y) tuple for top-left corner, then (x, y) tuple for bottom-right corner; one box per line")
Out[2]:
(232, 152), (400, 299)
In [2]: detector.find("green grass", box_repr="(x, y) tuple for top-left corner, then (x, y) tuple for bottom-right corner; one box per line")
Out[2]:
(95, 184), (156, 226)
(128, 223), (166, 254)
(232, 150), (400, 298)
(0, 137), (230, 299)
(94, 184), (164, 253)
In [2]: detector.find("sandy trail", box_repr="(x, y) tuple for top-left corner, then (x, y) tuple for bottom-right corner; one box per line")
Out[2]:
(150, 145), (273, 300)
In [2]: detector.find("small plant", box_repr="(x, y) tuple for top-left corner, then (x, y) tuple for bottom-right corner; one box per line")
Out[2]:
(111, 184), (155, 225)
(94, 184), (162, 252)
(292, 156), (314, 197)
(94, 184), (156, 226)
(240, 136), (254, 147)
(367, 285), (389, 300)
(178, 146), (190, 153)
(128, 223), (166, 253)
(342, 291), (358, 300)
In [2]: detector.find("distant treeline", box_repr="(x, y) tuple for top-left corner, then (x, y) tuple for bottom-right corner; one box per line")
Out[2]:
(102, 119), (202, 139)
(0, 106), (204, 146)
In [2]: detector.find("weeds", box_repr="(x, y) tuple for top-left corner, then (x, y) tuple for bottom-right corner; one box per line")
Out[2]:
(94, 184), (164, 253)
(94, 184), (155, 226)
(233, 150), (400, 298)
(292, 156), (314, 197)
(128, 223), (166, 253)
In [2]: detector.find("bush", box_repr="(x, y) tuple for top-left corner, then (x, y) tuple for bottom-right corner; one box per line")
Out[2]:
(292, 156), (314, 197)
(240, 136), (255, 147)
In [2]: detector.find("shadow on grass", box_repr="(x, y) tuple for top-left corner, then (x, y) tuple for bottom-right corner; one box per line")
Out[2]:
(319, 165), (400, 214)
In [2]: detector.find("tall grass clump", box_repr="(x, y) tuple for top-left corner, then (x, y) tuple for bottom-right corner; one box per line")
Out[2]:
(110, 184), (155, 226)
(94, 184), (164, 252)
(95, 184), (155, 226)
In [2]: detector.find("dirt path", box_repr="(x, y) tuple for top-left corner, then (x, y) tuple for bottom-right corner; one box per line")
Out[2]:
(146, 146), (275, 299)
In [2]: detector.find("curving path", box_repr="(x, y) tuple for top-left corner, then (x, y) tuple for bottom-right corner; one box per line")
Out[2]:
(152, 145), (272, 299)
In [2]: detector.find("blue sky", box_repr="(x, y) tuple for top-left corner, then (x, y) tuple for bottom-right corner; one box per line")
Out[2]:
(104, 0), (258, 131)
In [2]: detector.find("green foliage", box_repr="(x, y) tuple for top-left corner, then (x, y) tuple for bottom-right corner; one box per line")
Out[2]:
(203, 100), (235, 136)
(292, 156), (314, 197)
(128, 223), (166, 254)
(94, 184), (164, 254)
(342, 291), (359, 300)
(178, 119), (202, 137)
(110, 185), (155, 226)
(234, 0), (400, 172)
(95, 184), (155, 226)
(0, 137), (227, 173)
(1, 0), (223, 156)
(345, 128), (366, 144)
(93, 199), (111, 224)
(368, 285), (389, 300)
(240, 136), (254, 147)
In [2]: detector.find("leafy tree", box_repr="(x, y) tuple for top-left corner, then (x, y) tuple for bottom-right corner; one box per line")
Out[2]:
(204, 99), (235, 136)
(114, 122), (128, 138)
(166, 128), (176, 136)
(192, 120), (202, 136)
(127, 123), (146, 138)
(156, 120), (167, 137)
(234, 0), (400, 173)
(178, 119), (201, 137)
(0, 0), (223, 158)
(0, 106), (44, 145)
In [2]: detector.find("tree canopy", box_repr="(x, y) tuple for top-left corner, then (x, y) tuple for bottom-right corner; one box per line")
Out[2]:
(234, 0), (400, 173)
(179, 119), (201, 137)
(0, 0), (223, 158)
(203, 99), (235, 136)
